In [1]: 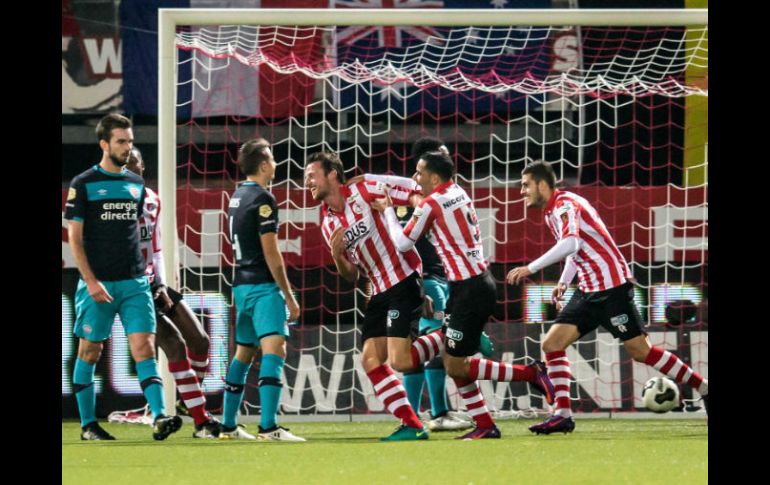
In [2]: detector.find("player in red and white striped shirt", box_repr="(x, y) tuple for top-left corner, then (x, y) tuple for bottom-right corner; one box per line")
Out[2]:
(371, 151), (555, 440)
(304, 152), (428, 441)
(127, 148), (221, 438)
(507, 161), (709, 434)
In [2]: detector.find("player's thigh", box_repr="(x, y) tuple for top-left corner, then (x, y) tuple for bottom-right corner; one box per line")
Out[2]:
(251, 283), (290, 341)
(444, 273), (496, 357)
(232, 285), (260, 346)
(385, 274), (423, 339)
(117, 277), (157, 336)
(596, 283), (645, 342)
(361, 292), (389, 342)
(170, 299), (209, 347)
(74, 279), (119, 342)
(554, 289), (596, 340)
(155, 314), (186, 359)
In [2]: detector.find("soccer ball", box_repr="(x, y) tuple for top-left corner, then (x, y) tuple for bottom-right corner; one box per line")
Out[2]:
(641, 377), (680, 413)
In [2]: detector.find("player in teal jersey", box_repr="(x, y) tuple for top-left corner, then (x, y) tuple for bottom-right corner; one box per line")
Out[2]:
(65, 114), (181, 441)
(219, 139), (305, 442)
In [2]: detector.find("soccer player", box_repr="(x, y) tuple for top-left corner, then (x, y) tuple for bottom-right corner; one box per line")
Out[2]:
(125, 148), (222, 439)
(65, 113), (182, 441)
(506, 161), (709, 434)
(219, 139), (305, 442)
(370, 151), (555, 439)
(304, 152), (429, 441)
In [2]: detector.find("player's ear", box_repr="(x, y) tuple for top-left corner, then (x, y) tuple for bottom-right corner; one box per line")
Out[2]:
(99, 139), (109, 152)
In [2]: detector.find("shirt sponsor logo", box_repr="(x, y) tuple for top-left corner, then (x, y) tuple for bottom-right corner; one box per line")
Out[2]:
(100, 201), (138, 221)
(259, 204), (273, 218)
(343, 220), (370, 250)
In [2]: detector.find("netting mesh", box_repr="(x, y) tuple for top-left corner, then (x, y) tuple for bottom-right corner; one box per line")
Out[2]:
(172, 21), (707, 417)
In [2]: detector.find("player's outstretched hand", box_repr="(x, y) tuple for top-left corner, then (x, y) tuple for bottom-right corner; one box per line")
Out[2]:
(87, 280), (113, 303)
(370, 193), (393, 212)
(506, 266), (532, 285)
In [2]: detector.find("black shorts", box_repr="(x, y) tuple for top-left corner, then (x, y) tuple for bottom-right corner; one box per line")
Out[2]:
(444, 270), (496, 357)
(361, 272), (422, 342)
(151, 284), (184, 316)
(555, 282), (645, 341)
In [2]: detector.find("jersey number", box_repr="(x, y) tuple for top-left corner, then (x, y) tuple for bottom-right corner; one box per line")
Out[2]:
(228, 216), (242, 261)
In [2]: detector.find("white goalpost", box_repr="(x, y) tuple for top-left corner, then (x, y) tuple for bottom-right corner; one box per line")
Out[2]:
(156, 7), (708, 420)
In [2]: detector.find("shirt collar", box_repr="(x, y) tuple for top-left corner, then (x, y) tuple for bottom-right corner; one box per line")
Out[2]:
(429, 179), (454, 196)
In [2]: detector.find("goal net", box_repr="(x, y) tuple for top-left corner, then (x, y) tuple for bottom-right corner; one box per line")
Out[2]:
(161, 7), (708, 418)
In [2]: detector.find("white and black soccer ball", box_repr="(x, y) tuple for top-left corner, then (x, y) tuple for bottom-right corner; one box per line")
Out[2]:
(641, 377), (680, 413)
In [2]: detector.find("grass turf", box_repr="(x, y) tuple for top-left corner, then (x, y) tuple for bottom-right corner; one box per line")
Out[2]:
(63, 419), (707, 484)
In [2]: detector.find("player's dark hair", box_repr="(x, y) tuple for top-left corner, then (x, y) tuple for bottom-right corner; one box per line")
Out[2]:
(96, 113), (132, 143)
(522, 160), (556, 189)
(411, 136), (448, 161)
(421, 151), (454, 181)
(305, 151), (347, 184)
(238, 138), (272, 176)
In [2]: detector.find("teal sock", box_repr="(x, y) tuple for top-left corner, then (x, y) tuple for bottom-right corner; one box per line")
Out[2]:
(402, 366), (426, 414)
(136, 358), (165, 419)
(425, 367), (449, 418)
(259, 354), (285, 430)
(73, 358), (96, 428)
(223, 358), (251, 429)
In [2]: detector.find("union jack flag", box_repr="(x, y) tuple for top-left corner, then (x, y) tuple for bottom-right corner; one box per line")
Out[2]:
(334, 0), (445, 47)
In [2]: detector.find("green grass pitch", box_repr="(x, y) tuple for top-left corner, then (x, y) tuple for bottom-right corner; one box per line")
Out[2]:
(63, 419), (707, 484)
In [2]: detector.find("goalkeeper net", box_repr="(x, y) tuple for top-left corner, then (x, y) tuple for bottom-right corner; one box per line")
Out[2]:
(161, 8), (708, 418)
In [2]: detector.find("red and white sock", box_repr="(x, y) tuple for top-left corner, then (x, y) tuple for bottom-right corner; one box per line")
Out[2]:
(468, 358), (534, 382)
(367, 364), (423, 429)
(187, 350), (209, 382)
(645, 346), (708, 395)
(546, 351), (572, 418)
(454, 378), (495, 429)
(410, 329), (444, 369)
(168, 359), (209, 426)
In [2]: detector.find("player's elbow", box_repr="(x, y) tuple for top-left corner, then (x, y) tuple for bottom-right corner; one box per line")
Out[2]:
(564, 236), (580, 256)
(395, 237), (414, 253)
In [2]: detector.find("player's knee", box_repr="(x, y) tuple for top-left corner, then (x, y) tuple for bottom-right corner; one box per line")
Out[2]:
(78, 346), (102, 364)
(541, 335), (565, 354)
(626, 344), (650, 363)
(188, 332), (210, 357)
(443, 359), (468, 379)
(390, 354), (414, 373)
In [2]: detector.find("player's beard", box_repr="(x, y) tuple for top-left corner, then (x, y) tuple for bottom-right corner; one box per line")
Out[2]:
(109, 151), (130, 168)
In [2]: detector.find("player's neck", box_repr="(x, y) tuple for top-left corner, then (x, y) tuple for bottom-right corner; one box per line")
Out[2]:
(99, 157), (123, 174)
(326, 187), (345, 212)
(246, 174), (269, 187)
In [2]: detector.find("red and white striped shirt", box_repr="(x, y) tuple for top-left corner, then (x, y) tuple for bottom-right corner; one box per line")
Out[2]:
(321, 181), (422, 295)
(402, 180), (488, 281)
(544, 190), (631, 292)
(138, 187), (165, 285)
